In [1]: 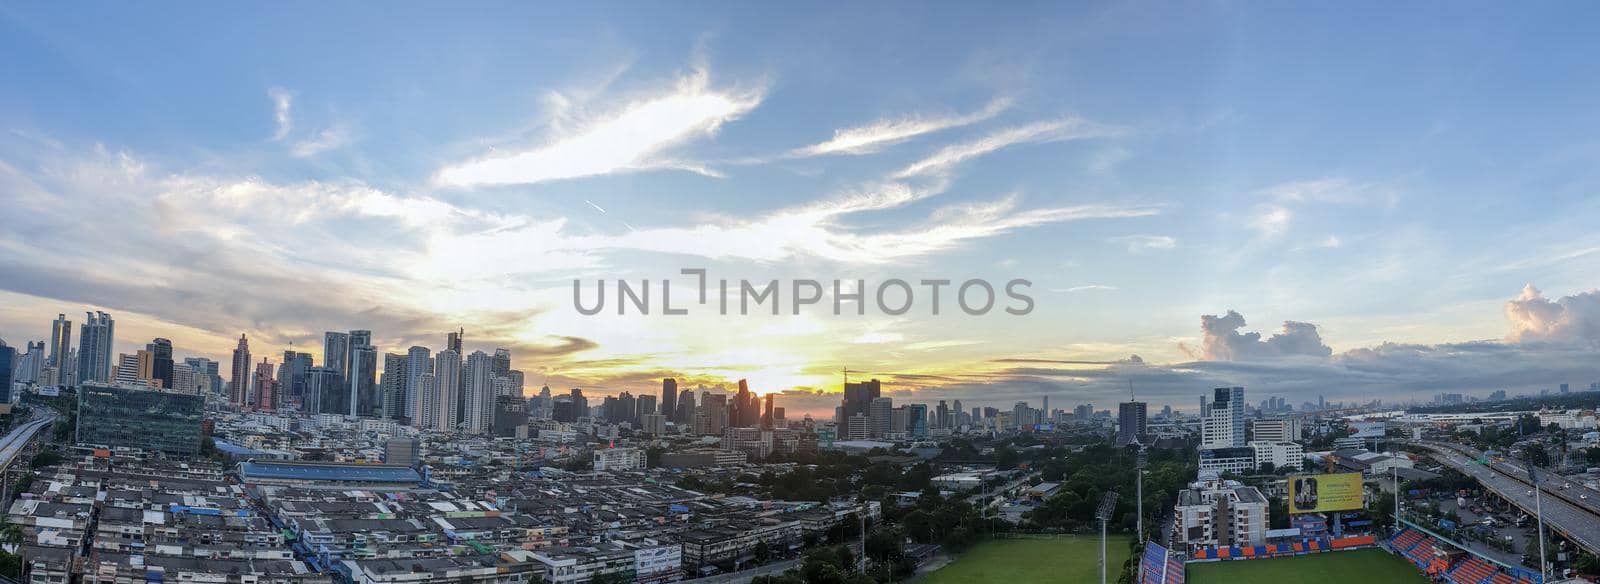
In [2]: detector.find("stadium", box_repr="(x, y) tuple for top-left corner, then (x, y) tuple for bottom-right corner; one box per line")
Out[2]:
(1140, 522), (1546, 584)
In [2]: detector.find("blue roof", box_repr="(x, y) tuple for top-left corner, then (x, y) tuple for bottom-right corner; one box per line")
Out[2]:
(239, 461), (421, 483)
(213, 439), (269, 456)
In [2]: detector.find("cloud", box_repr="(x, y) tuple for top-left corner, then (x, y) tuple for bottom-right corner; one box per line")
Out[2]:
(268, 87), (293, 141)
(1248, 205), (1292, 237)
(1505, 284), (1600, 344)
(291, 124), (354, 158)
(1183, 310), (1333, 361)
(1109, 234), (1176, 253)
(893, 118), (1117, 179)
(434, 68), (762, 187)
(789, 98), (1011, 157)
(1052, 285), (1118, 293)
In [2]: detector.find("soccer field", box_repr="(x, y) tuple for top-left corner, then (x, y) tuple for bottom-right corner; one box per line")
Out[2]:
(922, 535), (1133, 583)
(1186, 549), (1428, 584)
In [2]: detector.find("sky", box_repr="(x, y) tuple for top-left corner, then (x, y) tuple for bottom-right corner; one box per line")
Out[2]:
(4, 3), (1600, 416)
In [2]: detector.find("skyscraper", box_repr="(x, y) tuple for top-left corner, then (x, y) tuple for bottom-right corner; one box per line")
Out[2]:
(434, 349), (462, 431)
(405, 346), (432, 423)
(447, 328), (464, 354)
(306, 366), (346, 415)
(380, 352), (407, 420)
(230, 334), (251, 406)
(48, 313), (71, 369)
(463, 350), (495, 434)
(1117, 401), (1147, 445)
(842, 378), (881, 436)
(322, 331), (349, 378)
(1201, 386), (1246, 448)
(417, 373), (440, 430)
(253, 359), (276, 410)
(661, 378), (678, 422)
(349, 344), (378, 417)
(77, 311), (114, 385)
(0, 342), (14, 404)
(147, 337), (174, 390)
(278, 351), (313, 403)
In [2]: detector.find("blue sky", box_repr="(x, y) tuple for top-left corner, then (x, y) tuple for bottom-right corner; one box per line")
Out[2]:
(4, 3), (1600, 414)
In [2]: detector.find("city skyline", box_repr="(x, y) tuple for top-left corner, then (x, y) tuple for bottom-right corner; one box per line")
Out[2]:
(5, 4), (1600, 414)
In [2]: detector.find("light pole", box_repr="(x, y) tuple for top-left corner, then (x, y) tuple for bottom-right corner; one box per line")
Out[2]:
(1529, 460), (1549, 583)
(1392, 465), (1400, 532)
(1096, 492), (1120, 584)
(1136, 446), (1147, 543)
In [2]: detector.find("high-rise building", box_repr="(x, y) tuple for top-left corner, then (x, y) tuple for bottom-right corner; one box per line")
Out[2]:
(253, 359), (276, 410)
(446, 328), (464, 354)
(463, 350), (495, 434)
(0, 342), (13, 403)
(869, 397), (893, 438)
(113, 352), (143, 386)
(1116, 401), (1147, 445)
(76, 311), (114, 385)
(76, 382), (205, 457)
(405, 346), (432, 422)
(349, 344), (378, 417)
(491, 348), (511, 377)
(417, 373), (440, 430)
(16, 341), (44, 385)
(434, 349), (462, 431)
(48, 314), (71, 369)
(322, 331), (350, 378)
(906, 403), (928, 437)
(675, 388), (696, 425)
(278, 351), (313, 404)
(1201, 387), (1246, 449)
(492, 395), (528, 437)
(306, 366), (346, 415)
(842, 379), (881, 425)
(384, 437), (420, 468)
(229, 334), (251, 406)
(185, 357), (222, 396)
(147, 337), (174, 390)
(380, 352), (407, 420)
(662, 378), (678, 423)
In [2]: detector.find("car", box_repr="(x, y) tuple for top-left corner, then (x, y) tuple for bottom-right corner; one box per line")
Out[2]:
(1527, 490), (1535, 496)
(1583, 494), (1590, 500)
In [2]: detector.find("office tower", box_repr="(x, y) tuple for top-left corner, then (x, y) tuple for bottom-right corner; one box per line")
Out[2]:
(699, 393), (726, 435)
(303, 366), (343, 414)
(434, 349), (462, 430)
(762, 393), (775, 429)
(732, 379), (757, 428)
(842, 379), (882, 425)
(869, 397), (893, 437)
(492, 395), (528, 437)
(349, 344), (378, 417)
(48, 314), (71, 369)
(253, 359), (276, 410)
(906, 403), (928, 437)
(405, 346), (432, 422)
(143, 337), (174, 390)
(113, 352), (142, 385)
(1201, 386), (1246, 449)
(638, 394), (657, 420)
(461, 351), (493, 434)
(507, 370), (524, 396)
(185, 357), (222, 396)
(77, 311), (115, 385)
(17, 341), (44, 384)
(1117, 401), (1147, 445)
(171, 362), (194, 394)
(322, 331), (350, 378)
(492, 348), (511, 377)
(0, 342), (12, 403)
(348, 329), (371, 351)
(676, 389), (696, 425)
(77, 382), (205, 457)
(380, 352), (407, 420)
(1199, 396), (1207, 417)
(278, 351), (313, 403)
(447, 328), (464, 354)
(613, 391), (637, 424)
(935, 400), (949, 430)
(570, 388), (588, 419)
(1042, 396), (1048, 420)
(417, 373), (440, 430)
(662, 378), (678, 422)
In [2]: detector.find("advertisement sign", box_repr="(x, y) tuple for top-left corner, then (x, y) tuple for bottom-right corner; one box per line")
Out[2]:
(1349, 421), (1385, 439)
(1288, 472), (1364, 514)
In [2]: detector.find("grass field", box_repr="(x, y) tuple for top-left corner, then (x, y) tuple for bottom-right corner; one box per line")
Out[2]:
(1186, 549), (1428, 584)
(922, 535), (1132, 583)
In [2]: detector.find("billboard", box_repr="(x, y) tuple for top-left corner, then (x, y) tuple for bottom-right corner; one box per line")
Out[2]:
(1288, 472), (1364, 514)
(1349, 421), (1385, 439)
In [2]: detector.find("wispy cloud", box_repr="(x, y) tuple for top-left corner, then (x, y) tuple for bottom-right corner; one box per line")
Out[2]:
(434, 68), (762, 187)
(267, 87), (293, 141)
(1248, 205), (1291, 237)
(1052, 284), (1119, 293)
(789, 98), (1011, 157)
(1110, 234), (1176, 253)
(893, 118), (1117, 179)
(290, 124), (353, 158)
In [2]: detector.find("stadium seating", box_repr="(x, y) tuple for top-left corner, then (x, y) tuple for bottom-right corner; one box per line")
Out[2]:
(1448, 557), (1496, 584)
(1139, 542), (1185, 584)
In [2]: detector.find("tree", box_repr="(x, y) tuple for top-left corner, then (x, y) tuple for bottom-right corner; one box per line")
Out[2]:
(1258, 462), (1275, 475)
(1525, 443), (1551, 467)
(754, 541), (771, 565)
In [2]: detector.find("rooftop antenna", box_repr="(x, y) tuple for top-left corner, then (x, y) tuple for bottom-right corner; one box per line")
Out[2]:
(843, 365), (849, 385)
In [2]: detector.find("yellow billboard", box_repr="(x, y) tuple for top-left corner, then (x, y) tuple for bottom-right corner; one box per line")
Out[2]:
(1288, 472), (1364, 514)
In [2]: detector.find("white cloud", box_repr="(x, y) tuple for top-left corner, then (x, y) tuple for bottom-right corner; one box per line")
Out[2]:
(434, 69), (762, 187)
(268, 87), (293, 141)
(1504, 284), (1600, 344)
(893, 118), (1116, 179)
(1248, 205), (1292, 237)
(1110, 234), (1176, 253)
(789, 97), (1010, 157)
(291, 124), (353, 158)
(1052, 285), (1118, 293)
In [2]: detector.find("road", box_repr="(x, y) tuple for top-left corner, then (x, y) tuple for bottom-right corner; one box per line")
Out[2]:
(0, 412), (55, 469)
(681, 558), (803, 583)
(1412, 441), (1600, 553)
